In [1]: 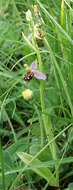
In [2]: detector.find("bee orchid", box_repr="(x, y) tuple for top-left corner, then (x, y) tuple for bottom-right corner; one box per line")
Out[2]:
(24, 61), (46, 81)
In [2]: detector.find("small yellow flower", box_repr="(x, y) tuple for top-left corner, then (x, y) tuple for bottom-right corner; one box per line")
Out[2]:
(26, 9), (32, 22)
(22, 89), (33, 100)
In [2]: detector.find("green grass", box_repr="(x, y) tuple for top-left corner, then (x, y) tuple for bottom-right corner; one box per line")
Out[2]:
(0, 0), (73, 189)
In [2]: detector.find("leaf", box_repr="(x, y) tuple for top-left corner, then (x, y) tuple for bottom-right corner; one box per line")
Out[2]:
(64, 183), (73, 190)
(17, 152), (57, 187)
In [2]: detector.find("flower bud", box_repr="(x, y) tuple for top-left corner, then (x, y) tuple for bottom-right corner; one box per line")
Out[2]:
(22, 89), (33, 100)
(24, 64), (29, 71)
(26, 9), (32, 22)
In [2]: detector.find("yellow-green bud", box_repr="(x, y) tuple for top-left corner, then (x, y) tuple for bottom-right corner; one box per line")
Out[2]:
(22, 89), (33, 100)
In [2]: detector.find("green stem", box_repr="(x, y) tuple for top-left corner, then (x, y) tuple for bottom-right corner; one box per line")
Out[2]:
(34, 105), (44, 147)
(6, 112), (17, 143)
(32, 34), (58, 183)
(0, 138), (5, 190)
(61, 0), (64, 27)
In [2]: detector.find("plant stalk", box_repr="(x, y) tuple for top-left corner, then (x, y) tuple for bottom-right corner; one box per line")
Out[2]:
(35, 44), (59, 184)
(0, 137), (5, 190)
(61, 0), (64, 27)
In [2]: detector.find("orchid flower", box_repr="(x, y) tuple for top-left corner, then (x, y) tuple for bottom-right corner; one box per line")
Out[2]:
(24, 61), (46, 81)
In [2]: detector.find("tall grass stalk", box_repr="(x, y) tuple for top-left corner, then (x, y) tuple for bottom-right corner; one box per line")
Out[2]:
(6, 112), (17, 143)
(37, 0), (73, 45)
(44, 37), (73, 117)
(61, 0), (64, 27)
(0, 138), (5, 190)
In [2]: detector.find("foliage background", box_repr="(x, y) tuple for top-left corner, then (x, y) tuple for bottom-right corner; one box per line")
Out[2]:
(0, 0), (73, 190)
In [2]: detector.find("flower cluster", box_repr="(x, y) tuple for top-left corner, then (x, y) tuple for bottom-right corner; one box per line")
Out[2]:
(26, 4), (44, 42)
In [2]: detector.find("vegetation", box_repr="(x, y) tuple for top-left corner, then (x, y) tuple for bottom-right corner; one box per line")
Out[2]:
(0, 0), (73, 189)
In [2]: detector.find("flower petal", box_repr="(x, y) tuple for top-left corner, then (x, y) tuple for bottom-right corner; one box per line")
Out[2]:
(33, 70), (46, 80)
(30, 61), (37, 70)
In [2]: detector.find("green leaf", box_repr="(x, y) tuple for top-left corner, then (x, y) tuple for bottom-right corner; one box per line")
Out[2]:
(17, 152), (57, 187)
